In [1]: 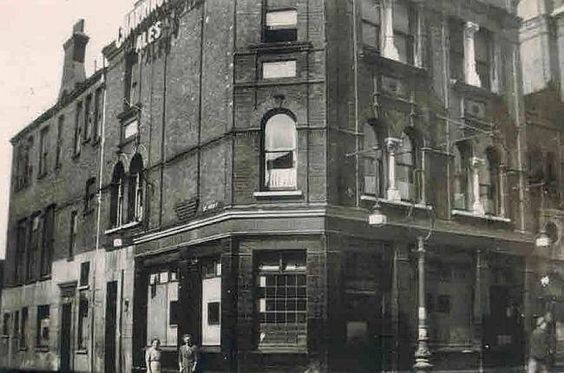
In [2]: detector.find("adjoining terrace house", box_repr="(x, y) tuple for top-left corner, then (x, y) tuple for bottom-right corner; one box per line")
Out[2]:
(0, 0), (556, 372)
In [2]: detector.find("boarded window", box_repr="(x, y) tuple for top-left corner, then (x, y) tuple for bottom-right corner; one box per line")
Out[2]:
(262, 60), (296, 79)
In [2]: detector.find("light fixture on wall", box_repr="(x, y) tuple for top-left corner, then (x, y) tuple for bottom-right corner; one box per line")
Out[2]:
(368, 202), (387, 226)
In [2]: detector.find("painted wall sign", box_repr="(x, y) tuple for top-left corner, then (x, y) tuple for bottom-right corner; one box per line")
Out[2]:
(116, 0), (169, 48)
(202, 200), (223, 213)
(135, 21), (163, 53)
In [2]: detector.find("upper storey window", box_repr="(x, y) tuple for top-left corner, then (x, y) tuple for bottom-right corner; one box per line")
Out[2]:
(38, 126), (49, 178)
(362, 122), (384, 197)
(475, 28), (492, 91)
(449, 19), (495, 90)
(263, 112), (297, 191)
(16, 136), (33, 191)
(264, 9), (298, 43)
(110, 162), (126, 228)
(361, 0), (419, 66)
(74, 101), (83, 157)
(124, 53), (139, 108)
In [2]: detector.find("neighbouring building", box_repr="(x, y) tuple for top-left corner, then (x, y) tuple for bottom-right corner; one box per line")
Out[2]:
(519, 0), (564, 367)
(0, 0), (557, 372)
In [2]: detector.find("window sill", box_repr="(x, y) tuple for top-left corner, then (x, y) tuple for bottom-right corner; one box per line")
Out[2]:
(75, 349), (88, 355)
(105, 220), (141, 235)
(247, 41), (312, 53)
(450, 79), (500, 100)
(78, 284), (89, 291)
(256, 346), (307, 354)
(361, 47), (427, 77)
(35, 347), (49, 353)
(451, 209), (511, 223)
(254, 190), (303, 198)
(200, 346), (221, 353)
(362, 195), (433, 211)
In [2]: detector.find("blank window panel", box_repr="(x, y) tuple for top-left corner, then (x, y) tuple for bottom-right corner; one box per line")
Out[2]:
(124, 120), (138, 140)
(262, 61), (296, 79)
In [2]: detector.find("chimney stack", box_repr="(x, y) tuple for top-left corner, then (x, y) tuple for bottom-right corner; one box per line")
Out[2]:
(58, 19), (89, 100)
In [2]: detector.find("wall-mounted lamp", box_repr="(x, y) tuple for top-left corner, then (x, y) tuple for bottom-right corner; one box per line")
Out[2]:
(368, 203), (387, 226)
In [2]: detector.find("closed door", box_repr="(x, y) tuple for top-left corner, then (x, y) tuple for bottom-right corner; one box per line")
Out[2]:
(60, 303), (72, 372)
(105, 281), (118, 373)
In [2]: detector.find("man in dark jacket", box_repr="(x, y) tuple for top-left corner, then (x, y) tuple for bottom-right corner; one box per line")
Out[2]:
(528, 317), (552, 373)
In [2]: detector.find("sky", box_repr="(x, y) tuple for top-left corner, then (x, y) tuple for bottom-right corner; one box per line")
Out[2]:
(0, 0), (134, 258)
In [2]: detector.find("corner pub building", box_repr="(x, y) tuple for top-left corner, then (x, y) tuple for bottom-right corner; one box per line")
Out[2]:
(1, 0), (559, 372)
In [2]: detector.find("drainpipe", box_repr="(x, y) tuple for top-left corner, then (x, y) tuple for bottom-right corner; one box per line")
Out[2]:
(92, 59), (108, 373)
(352, 0), (360, 206)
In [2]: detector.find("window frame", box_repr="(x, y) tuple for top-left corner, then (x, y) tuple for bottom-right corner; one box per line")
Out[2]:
(36, 305), (50, 349)
(362, 122), (385, 197)
(19, 307), (28, 350)
(124, 53), (139, 108)
(263, 8), (298, 43)
(69, 211), (78, 259)
(83, 94), (93, 142)
(127, 154), (144, 223)
(77, 291), (89, 351)
(56, 116), (64, 169)
(396, 131), (419, 202)
(73, 101), (83, 157)
(38, 126), (50, 177)
(475, 27), (493, 91)
(40, 205), (55, 278)
(261, 111), (298, 191)
(255, 250), (307, 348)
(110, 163), (126, 228)
(84, 177), (96, 214)
(93, 88), (104, 143)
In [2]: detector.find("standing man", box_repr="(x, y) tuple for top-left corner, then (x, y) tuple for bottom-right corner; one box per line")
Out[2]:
(179, 334), (199, 373)
(528, 317), (552, 373)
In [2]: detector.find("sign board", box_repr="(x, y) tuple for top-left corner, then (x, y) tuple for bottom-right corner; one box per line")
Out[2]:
(116, 0), (169, 48)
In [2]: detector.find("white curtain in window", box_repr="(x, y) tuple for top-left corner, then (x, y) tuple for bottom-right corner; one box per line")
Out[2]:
(264, 114), (297, 189)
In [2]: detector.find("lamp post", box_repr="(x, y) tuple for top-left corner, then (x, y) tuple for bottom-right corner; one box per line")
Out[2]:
(414, 236), (432, 372)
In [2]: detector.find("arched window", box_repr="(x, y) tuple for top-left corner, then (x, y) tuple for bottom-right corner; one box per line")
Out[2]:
(481, 148), (501, 215)
(110, 162), (125, 227)
(128, 154), (144, 222)
(453, 142), (471, 210)
(396, 131), (418, 201)
(363, 122), (384, 197)
(263, 113), (297, 190)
